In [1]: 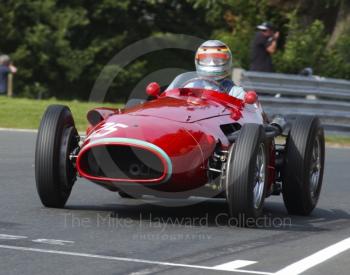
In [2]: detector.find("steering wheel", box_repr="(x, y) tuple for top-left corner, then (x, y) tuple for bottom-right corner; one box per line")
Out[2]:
(181, 77), (223, 92)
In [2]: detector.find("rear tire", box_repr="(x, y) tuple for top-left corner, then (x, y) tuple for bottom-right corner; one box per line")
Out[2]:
(282, 116), (325, 215)
(225, 124), (268, 226)
(35, 105), (79, 208)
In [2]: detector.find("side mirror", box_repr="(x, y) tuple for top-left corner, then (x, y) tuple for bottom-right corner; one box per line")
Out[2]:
(146, 82), (161, 97)
(244, 91), (257, 104)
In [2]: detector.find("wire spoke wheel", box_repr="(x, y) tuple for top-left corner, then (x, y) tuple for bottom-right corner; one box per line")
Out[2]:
(309, 136), (321, 199)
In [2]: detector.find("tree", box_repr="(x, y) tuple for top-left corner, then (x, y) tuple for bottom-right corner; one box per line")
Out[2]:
(0, 0), (349, 101)
(0, 0), (212, 100)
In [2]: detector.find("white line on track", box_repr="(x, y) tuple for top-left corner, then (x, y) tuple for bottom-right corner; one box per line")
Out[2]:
(274, 237), (350, 275)
(0, 128), (87, 135)
(0, 234), (27, 240)
(214, 260), (257, 271)
(0, 128), (37, 133)
(32, 239), (75, 246)
(1, 238), (350, 274)
(0, 244), (272, 275)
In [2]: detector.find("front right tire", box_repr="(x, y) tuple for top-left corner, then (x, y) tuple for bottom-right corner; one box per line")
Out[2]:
(35, 105), (79, 208)
(225, 124), (268, 226)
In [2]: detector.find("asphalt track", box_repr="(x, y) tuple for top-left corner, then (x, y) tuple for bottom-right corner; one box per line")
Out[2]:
(0, 129), (349, 275)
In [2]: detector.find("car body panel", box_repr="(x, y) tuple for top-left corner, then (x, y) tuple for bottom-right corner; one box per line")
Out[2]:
(76, 87), (267, 192)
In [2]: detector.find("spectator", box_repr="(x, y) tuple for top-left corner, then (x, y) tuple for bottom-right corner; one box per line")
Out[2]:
(0, 54), (17, 95)
(299, 67), (314, 77)
(249, 22), (279, 72)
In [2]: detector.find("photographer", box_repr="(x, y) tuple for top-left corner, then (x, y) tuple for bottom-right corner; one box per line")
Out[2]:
(249, 22), (279, 72)
(0, 54), (17, 95)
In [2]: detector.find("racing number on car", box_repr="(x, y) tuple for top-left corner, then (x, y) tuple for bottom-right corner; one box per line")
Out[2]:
(86, 122), (128, 140)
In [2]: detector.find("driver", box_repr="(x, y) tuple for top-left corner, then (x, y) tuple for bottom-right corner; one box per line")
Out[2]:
(193, 40), (245, 100)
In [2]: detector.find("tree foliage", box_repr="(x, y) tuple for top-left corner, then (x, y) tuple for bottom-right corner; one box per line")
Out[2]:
(0, 0), (210, 100)
(0, 0), (349, 100)
(273, 13), (328, 74)
(191, 0), (350, 77)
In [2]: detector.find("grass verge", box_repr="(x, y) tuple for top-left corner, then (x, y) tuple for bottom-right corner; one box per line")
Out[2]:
(276, 135), (350, 147)
(325, 135), (350, 147)
(0, 97), (349, 146)
(0, 97), (123, 132)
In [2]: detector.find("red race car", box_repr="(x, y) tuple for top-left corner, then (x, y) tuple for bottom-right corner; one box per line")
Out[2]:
(35, 72), (325, 225)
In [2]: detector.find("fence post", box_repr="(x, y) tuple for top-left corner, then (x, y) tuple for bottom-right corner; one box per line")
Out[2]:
(7, 73), (13, 97)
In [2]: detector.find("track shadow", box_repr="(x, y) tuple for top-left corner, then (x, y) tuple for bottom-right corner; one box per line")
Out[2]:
(66, 196), (350, 232)
(263, 200), (350, 232)
(67, 197), (228, 226)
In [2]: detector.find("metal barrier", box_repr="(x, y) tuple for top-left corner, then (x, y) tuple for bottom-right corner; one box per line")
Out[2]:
(238, 70), (350, 134)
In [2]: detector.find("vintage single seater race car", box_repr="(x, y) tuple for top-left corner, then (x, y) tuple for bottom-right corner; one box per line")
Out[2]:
(35, 72), (325, 225)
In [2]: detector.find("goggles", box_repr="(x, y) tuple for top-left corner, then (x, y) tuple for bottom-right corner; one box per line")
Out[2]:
(196, 52), (230, 66)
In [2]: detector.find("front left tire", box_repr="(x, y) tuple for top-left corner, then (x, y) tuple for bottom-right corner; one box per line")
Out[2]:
(282, 116), (325, 215)
(35, 105), (79, 208)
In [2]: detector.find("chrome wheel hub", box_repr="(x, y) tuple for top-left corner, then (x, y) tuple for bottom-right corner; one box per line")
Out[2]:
(310, 137), (321, 199)
(254, 144), (266, 209)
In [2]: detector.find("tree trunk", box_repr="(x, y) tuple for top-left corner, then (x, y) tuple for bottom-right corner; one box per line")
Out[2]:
(327, 0), (350, 47)
(268, 0), (340, 35)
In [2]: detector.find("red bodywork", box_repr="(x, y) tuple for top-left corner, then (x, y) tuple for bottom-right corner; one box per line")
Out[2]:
(76, 88), (274, 193)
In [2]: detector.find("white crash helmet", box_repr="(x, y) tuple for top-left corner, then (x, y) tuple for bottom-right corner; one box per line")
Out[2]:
(195, 40), (232, 80)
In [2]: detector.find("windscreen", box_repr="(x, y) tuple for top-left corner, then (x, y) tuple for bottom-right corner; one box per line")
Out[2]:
(166, 72), (222, 92)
